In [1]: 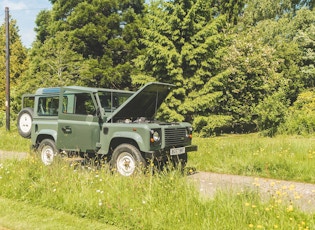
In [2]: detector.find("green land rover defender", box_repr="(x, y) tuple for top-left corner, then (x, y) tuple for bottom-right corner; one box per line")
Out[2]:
(17, 82), (197, 176)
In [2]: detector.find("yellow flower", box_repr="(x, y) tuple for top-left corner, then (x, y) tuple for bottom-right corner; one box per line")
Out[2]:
(287, 205), (294, 212)
(249, 224), (254, 228)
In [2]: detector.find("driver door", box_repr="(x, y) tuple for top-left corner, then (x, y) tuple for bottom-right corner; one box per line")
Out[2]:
(57, 90), (100, 152)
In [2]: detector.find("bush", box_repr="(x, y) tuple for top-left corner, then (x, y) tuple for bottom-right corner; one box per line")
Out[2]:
(278, 90), (315, 135)
(254, 92), (289, 136)
(193, 115), (233, 137)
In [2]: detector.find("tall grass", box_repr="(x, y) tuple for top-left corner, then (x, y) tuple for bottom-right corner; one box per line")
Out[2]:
(0, 158), (314, 230)
(0, 127), (30, 152)
(189, 134), (315, 183)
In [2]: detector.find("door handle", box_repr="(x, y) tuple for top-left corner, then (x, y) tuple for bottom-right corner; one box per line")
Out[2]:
(62, 126), (72, 134)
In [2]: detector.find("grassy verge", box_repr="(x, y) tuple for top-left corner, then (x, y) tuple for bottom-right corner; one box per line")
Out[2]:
(0, 128), (30, 152)
(0, 158), (314, 229)
(0, 197), (119, 230)
(189, 134), (315, 183)
(0, 128), (315, 229)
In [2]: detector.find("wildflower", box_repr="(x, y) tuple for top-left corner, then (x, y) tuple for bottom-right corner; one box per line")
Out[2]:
(98, 199), (102, 206)
(287, 205), (294, 212)
(249, 224), (254, 228)
(245, 202), (250, 207)
(274, 224), (278, 229)
(257, 225), (263, 229)
(53, 188), (56, 192)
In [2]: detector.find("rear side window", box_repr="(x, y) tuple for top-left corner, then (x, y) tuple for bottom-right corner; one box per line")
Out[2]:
(37, 96), (59, 116)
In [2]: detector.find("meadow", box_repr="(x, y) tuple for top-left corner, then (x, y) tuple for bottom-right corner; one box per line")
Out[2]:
(0, 128), (314, 229)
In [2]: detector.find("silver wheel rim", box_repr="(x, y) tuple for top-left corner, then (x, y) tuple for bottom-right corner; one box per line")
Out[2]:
(116, 152), (136, 176)
(41, 146), (54, 165)
(19, 113), (32, 133)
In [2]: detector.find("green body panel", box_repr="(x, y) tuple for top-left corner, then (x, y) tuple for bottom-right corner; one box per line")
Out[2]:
(25, 83), (197, 159)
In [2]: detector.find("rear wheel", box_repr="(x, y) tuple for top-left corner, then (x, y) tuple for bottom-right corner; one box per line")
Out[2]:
(110, 144), (146, 176)
(38, 139), (58, 165)
(17, 108), (33, 138)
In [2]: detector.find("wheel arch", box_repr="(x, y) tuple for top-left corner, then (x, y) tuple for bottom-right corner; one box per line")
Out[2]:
(109, 137), (140, 154)
(35, 133), (56, 148)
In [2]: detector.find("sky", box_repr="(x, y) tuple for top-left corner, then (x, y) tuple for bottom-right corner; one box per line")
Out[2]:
(0, 0), (52, 48)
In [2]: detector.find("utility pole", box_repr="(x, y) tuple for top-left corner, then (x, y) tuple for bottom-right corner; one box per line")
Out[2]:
(5, 7), (10, 131)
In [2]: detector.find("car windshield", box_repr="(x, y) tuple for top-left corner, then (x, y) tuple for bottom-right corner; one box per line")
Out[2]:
(98, 91), (133, 113)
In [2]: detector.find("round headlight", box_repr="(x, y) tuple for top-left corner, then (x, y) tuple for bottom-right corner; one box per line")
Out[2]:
(153, 131), (160, 142)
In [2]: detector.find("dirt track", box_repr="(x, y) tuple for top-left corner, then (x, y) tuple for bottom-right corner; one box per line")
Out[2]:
(1, 150), (315, 213)
(188, 171), (315, 213)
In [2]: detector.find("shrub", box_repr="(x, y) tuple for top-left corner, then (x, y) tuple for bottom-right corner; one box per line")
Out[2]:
(193, 115), (233, 137)
(278, 90), (315, 135)
(254, 92), (289, 136)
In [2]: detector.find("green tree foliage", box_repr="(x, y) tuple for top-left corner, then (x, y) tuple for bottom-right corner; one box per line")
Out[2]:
(210, 0), (246, 25)
(293, 10), (315, 88)
(24, 0), (145, 92)
(11, 0), (315, 136)
(133, 0), (227, 122)
(278, 90), (315, 135)
(234, 5), (315, 135)
(0, 19), (28, 115)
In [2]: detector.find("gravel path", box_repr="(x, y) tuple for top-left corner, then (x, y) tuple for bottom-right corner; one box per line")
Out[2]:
(1, 150), (315, 213)
(188, 171), (315, 213)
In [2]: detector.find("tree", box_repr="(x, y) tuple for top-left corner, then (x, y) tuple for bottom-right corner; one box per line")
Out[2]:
(0, 19), (28, 116)
(133, 0), (228, 122)
(26, 0), (146, 90)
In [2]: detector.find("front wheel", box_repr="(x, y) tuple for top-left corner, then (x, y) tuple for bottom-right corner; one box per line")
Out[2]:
(38, 139), (58, 165)
(110, 144), (146, 176)
(171, 153), (187, 170)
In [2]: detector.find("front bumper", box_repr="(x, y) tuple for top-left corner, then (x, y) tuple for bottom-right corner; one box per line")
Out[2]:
(143, 145), (198, 161)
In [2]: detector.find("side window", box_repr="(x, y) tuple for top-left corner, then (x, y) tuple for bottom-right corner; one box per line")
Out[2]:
(75, 93), (96, 115)
(62, 95), (75, 114)
(37, 96), (59, 116)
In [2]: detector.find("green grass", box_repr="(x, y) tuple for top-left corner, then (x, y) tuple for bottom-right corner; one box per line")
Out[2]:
(0, 197), (119, 230)
(188, 134), (315, 183)
(0, 158), (314, 230)
(0, 128), (315, 229)
(0, 127), (30, 152)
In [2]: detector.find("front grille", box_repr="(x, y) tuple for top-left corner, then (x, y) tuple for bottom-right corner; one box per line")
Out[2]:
(164, 128), (186, 147)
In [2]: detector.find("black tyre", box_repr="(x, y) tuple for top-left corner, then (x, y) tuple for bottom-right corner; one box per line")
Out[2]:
(17, 108), (34, 138)
(171, 152), (188, 169)
(38, 139), (58, 166)
(110, 144), (146, 176)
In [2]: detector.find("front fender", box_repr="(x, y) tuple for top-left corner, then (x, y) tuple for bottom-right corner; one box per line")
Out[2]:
(110, 131), (147, 151)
